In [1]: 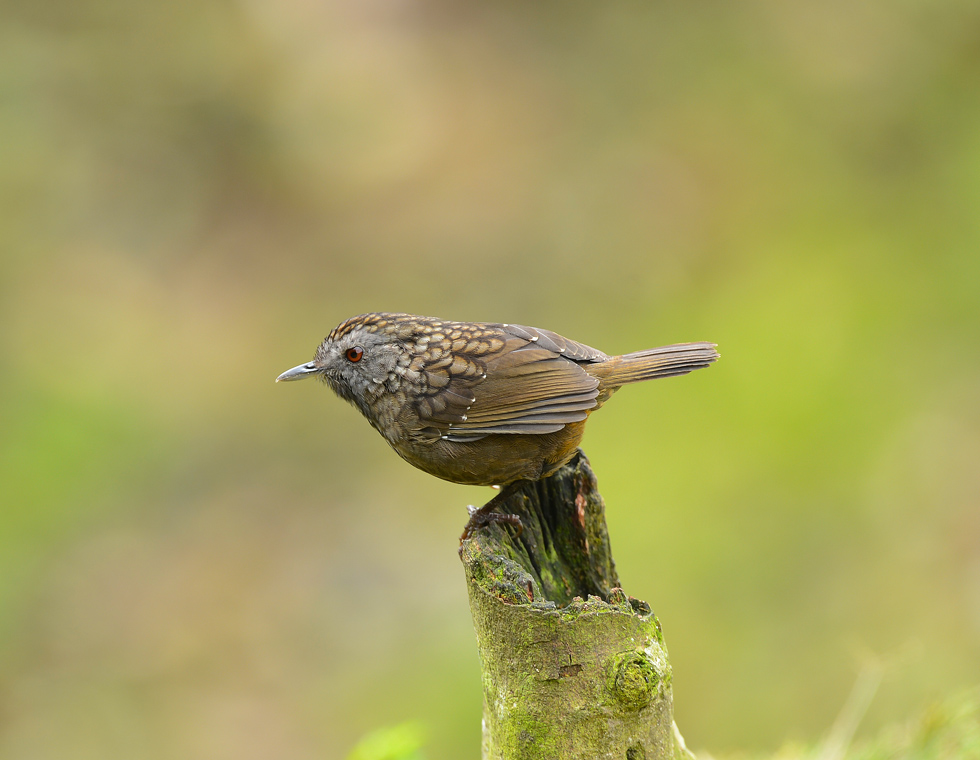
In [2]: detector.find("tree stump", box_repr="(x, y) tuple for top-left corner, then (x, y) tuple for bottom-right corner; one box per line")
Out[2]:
(459, 450), (693, 760)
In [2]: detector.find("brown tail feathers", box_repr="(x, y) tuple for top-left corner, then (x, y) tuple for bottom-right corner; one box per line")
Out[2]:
(593, 342), (719, 387)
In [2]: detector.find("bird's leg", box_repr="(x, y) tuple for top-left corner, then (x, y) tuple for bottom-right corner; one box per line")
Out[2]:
(459, 484), (523, 542)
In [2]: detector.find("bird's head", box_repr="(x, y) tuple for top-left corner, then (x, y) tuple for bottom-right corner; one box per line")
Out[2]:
(276, 314), (407, 420)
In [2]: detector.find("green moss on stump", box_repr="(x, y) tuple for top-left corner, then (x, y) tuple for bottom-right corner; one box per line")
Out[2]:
(461, 451), (686, 760)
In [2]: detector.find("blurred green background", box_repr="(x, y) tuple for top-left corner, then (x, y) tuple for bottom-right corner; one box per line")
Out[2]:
(2, 1), (979, 758)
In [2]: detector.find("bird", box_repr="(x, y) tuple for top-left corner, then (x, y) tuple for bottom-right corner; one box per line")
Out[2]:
(277, 313), (718, 535)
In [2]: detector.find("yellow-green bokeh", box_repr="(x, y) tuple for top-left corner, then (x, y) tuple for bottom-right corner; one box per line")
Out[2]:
(2, 1), (979, 758)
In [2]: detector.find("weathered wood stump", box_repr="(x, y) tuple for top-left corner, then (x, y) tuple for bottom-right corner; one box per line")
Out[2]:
(459, 450), (692, 760)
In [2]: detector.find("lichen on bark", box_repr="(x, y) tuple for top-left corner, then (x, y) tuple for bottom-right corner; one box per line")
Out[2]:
(460, 450), (693, 760)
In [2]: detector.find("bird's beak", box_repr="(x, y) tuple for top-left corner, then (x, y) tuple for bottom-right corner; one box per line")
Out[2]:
(275, 362), (320, 382)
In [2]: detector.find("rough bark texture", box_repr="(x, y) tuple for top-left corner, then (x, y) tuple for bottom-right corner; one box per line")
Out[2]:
(460, 450), (693, 760)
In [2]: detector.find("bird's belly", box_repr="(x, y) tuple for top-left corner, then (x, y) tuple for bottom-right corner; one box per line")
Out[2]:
(392, 423), (587, 487)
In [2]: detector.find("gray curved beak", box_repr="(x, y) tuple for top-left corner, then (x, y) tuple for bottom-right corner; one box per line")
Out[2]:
(276, 362), (319, 383)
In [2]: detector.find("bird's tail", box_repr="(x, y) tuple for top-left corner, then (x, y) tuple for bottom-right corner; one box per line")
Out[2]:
(594, 342), (719, 386)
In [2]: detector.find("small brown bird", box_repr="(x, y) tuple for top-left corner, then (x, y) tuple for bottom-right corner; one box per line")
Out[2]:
(277, 313), (718, 493)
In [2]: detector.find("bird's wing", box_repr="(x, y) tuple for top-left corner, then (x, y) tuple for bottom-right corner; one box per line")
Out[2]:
(409, 324), (605, 442)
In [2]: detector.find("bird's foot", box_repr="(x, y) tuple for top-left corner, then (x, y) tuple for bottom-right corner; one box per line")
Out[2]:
(459, 502), (523, 542)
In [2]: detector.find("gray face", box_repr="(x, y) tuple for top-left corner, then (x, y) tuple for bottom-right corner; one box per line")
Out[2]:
(277, 314), (439, 443)
(279, 331), (402, 430)
(313, 326), (402, 412)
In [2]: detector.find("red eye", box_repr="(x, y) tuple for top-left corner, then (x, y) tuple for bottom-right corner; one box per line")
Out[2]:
(346, 346), (364, 362)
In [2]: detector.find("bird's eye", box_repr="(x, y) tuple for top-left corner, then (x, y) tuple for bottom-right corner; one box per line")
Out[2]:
(346, 346), (364, 362)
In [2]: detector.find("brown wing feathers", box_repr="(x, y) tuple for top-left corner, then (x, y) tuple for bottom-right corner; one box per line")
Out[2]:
(410, 322), (717, 442)
(442, 341), (601, 440)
